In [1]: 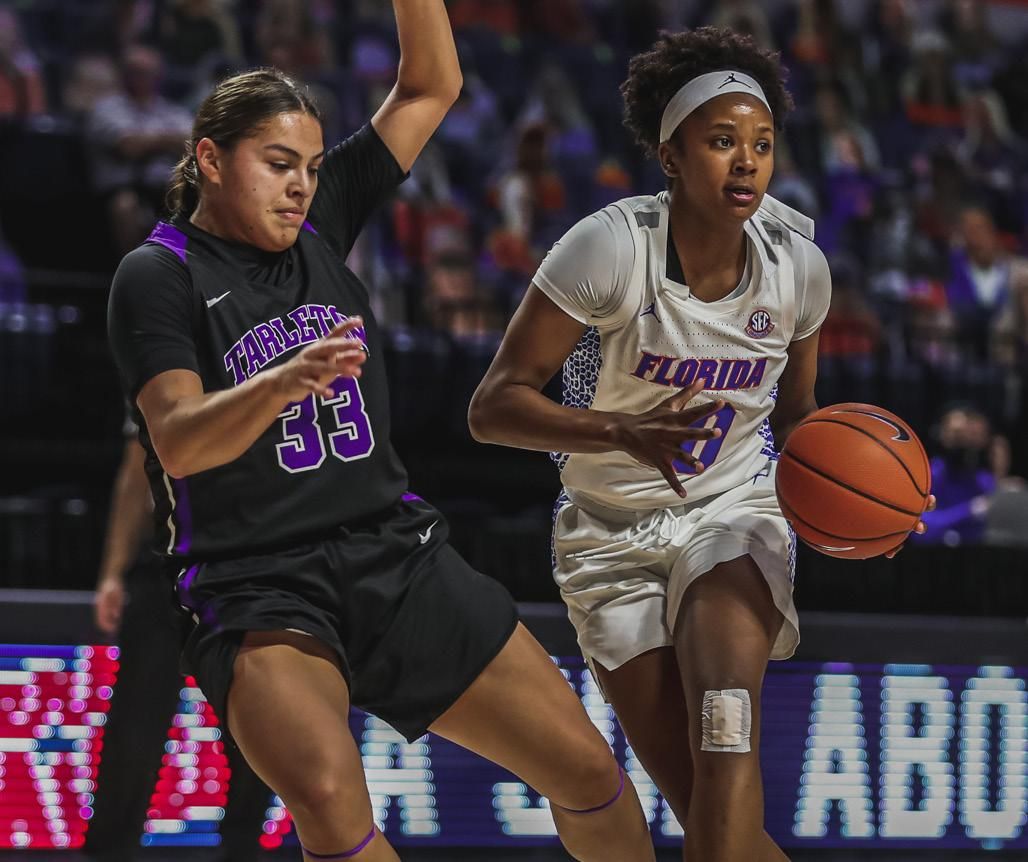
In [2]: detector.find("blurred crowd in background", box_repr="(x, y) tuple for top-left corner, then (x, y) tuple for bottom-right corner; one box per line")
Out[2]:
(2, 0), (1028, 594)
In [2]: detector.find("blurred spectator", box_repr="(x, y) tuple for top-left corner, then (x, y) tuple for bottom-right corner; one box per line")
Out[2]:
(491, 122), (566, 275)
(945, 206), (1025, 362)
(939, 0), (996, 85)
(913, 403), (1013, 546)
(902, 30), (964, 132)
(423, 252), (503, 340)
(819, 260), (881, 359)
(87, 44), (192, 254)
(0, 6), (47, 118)
(955, 89), (1027, 236)
(707, 0), (775, 50)
(63, 55), (121, 117)
(159, 0), (242, 69)
(449, 0), (520, 36)
(256, 0), (335, 75)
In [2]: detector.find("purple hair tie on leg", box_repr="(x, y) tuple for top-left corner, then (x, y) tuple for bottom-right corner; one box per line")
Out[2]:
(558, 766), (626, 815)
(301, 827), (376, 859)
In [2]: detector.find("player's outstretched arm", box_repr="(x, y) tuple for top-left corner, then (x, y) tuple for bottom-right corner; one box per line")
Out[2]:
(469, 287), (721, 497)
(371, 0), (463, 173)
(137, 319), (367, 479)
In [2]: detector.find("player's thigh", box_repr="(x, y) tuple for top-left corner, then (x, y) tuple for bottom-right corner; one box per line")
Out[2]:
(594, 646), (693, 823)
(673, 555), (782, 758)
(226, 630), (372, 821)
(429, 622), (621, 809)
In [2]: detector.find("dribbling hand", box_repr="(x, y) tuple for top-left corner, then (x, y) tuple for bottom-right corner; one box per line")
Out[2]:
(885, 494), (937, 559)
(272, 317), (368, 402)
(614, 379), (724, 498)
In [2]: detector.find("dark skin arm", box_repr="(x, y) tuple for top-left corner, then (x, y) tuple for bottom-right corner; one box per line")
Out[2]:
(469, 286), (722, 498)
(770, 330), (934, 555)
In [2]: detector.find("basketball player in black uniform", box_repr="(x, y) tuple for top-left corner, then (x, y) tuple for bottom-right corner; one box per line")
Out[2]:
(106, 3), (654, 860)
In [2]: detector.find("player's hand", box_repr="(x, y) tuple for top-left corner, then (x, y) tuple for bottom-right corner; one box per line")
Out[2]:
(614, 379), (724, 498)
(94, 577), (126, 637)
(885, 494), (936, 559)
(273, 317), (368, 402)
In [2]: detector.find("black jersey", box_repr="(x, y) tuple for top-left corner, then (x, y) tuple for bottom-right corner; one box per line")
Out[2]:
(108, 124), (409, 560)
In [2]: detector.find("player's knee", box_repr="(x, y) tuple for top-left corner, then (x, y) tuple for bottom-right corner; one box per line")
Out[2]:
(696, 686), (755, 758)
(549, 735), (622, 810)
(282, 762), (368, 821)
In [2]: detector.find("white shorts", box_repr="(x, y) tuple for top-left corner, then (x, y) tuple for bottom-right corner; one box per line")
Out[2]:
(552, 459), (799, 673)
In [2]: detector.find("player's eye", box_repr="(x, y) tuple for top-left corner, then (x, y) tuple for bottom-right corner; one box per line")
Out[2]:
(714, 136), (732, 149)
(756, 140), (773, 153)
(270, 162), (290, 171)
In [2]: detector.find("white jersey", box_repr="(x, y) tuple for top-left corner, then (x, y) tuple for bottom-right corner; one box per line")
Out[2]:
(534, 191), (831, 511)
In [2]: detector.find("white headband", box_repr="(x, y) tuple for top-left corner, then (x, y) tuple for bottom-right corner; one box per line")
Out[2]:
(659, 70), (772, 144)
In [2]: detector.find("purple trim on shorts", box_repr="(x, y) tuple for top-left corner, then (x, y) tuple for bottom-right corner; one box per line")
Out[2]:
(301, 827), (375, 858)
(172, 477), (193, 555)
(557, 767), (625, 815)
(302, 220), (318, 235)
(401, 492), (423, 503)
(176, 564), (201, 610)
(146, 222), (188, 264)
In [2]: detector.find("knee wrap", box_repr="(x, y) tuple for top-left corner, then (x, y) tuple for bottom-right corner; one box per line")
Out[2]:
(700, 688), (752, 753)
(555, 766), (625, 814)
(301, 826), (376, 859)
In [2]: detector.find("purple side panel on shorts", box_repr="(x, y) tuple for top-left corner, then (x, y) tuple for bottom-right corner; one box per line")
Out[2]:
(145, 222), (188, 264)
(172, 477), (193, 555)
(301, 220), (319, 236)
(401, 492), (423, 503)
(177, 564), (201, 610)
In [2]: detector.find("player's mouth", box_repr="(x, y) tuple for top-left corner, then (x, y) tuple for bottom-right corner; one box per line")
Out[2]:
(274, 207), (305, 224)
(724, 184), (757, 206)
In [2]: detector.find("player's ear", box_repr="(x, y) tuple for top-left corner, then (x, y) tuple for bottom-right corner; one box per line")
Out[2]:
(658, 141), (678, 179)
(194, 137), (223, 187)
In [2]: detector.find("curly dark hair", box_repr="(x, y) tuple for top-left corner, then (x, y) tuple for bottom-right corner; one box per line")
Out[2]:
(621, 27), (794, 158)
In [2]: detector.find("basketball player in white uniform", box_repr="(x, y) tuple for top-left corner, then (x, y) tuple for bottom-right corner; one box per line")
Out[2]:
(471, 27), (928, 861)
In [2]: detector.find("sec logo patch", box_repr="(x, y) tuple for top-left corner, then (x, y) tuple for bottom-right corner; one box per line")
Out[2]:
(745, 308), (775, 339)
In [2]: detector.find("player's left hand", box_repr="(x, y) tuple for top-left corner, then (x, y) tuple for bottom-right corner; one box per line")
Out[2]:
(885, 494), (936, 559)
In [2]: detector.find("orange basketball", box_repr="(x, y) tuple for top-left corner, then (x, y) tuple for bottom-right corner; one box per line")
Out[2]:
(775, 403), (931, 559)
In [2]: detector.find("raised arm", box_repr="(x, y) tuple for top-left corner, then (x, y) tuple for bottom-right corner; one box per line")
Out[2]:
(371, 0), (463, 173)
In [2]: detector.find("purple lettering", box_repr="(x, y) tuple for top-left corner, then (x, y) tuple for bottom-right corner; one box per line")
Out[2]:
(288, 307), (319, 344)
(713, 360), (732, 390)
(241, 331), (267, 377)
(672, 358), (698, 388)
(631, 353), (660, 380)
(224, 342), (247, 385)
(254, 323), (283, 362)
(696, 359), (719, 388)
(307, 304), (334, 338)
(726, 360), (752, 390)
(270, 316), (301, 351)
(744, 357), (768, 389)
(652, 356), (675, 386)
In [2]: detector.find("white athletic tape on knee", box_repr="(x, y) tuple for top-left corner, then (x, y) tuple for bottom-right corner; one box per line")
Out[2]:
(700, 689), (752, 753)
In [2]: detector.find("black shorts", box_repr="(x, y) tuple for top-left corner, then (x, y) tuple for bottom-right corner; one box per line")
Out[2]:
(172, 498), (518, 742)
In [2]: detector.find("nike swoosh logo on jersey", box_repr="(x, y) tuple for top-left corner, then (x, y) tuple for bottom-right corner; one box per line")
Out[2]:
(418, 520), (438, 544)
(205, 291), (231, 308)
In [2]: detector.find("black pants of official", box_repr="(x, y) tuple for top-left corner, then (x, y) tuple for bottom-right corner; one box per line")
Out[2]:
(83, 557), (271, 861)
